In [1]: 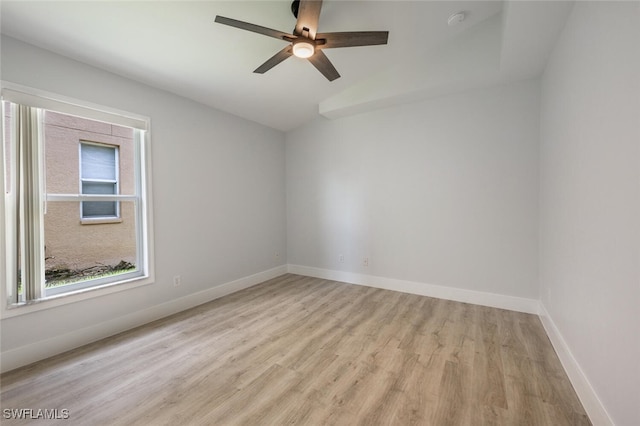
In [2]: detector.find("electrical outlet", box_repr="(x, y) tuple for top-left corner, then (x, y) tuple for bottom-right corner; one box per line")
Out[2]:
(339, 254), (344, 263)
(173, 275), (182, 287)
(363, 257), (369, 267)
(274, 251), (281, 262)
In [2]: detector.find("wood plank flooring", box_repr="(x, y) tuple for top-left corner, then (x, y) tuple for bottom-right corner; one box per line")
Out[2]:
(0, 274), (590, 425)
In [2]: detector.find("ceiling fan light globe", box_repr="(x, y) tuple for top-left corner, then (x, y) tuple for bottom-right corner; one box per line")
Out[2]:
(292, 41), (315, 58)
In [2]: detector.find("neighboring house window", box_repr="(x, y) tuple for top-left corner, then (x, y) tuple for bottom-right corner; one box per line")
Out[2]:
(1, 85), (154, 310)
(80, 142), (119, 220)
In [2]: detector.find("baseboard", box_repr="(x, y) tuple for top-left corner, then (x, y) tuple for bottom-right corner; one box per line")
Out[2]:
(0, 265), (288, 373)
(538, 303), (614, 426)
(287, 264), (539, 314)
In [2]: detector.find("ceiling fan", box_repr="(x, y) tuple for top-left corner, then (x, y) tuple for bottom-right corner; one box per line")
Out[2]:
(214, 0), (389, 82)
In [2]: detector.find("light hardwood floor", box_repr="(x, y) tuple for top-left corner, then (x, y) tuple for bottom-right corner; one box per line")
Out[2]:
(1, 274), (590, 425)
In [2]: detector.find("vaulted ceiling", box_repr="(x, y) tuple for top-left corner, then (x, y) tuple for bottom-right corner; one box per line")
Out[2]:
(0, 1), (574, 131)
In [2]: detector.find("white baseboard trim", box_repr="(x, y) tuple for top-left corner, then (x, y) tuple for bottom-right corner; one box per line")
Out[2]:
(538, 303), (613, 426)
(0, 265), (288, 373)
(287, 264), (539, 314)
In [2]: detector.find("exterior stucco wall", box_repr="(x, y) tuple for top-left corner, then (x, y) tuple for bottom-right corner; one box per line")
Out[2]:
(43, 111), (136, 271)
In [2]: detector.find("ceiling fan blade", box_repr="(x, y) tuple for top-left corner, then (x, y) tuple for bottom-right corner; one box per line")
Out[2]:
(307, 50), (340, 81)
(316, 31), (389, 49)
(215, 16), (295, 41)
(294, 0), (322, 39)
(254, 46), (293, 74)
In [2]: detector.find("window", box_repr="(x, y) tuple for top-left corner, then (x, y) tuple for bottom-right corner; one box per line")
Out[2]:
(1, 84), (153, 311)
(80, 142), (119, 220)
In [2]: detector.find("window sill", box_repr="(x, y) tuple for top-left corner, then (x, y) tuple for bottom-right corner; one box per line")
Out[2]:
(80, 217), (122, 225)
(1, 273), (154, 319)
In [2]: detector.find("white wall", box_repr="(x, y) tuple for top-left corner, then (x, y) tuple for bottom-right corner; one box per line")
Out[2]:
(539, 2), (640, 425)
(287, 79), (540, 301)
(0, 36), (287, 371)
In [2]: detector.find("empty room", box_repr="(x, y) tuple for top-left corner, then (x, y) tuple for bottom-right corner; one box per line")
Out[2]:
(0, 1), (638, 425)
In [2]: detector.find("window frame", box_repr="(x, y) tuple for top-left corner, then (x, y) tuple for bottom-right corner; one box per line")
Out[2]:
(1, 82), (155, 318)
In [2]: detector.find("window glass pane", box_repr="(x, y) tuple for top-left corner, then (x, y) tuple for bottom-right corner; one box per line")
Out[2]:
(82, 181), (116, 195)
(44, 201), (138, 288)
(81, 182), (118, 218)
(82, 201), (117, 218)
(81, 144), (116, 180)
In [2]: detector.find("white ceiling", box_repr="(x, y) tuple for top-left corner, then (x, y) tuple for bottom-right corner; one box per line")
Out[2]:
(0, 1), (574, 132)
